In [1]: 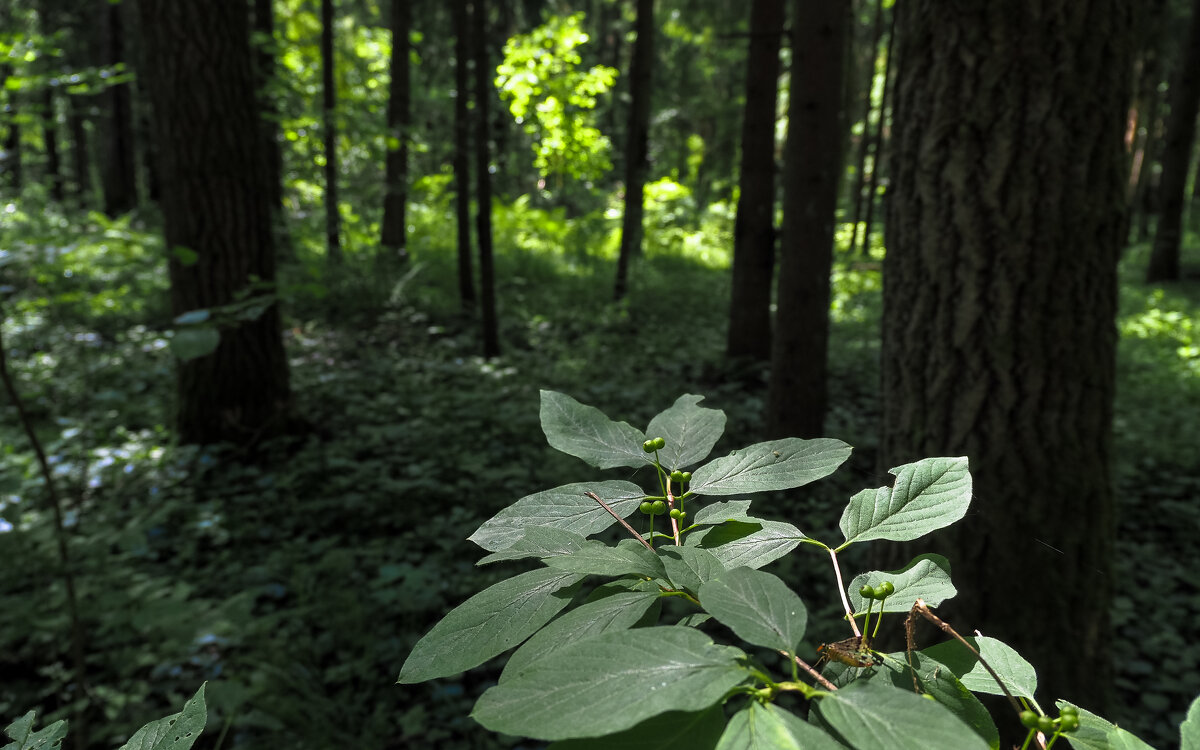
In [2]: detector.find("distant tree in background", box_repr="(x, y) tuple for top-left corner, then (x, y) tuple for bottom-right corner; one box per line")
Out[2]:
(766, 0), (847, 438)
(381, 0), (412, 261)
(472, 0), (500, 357)
(726, 0), (784, 363)
(1147, 0), (1200, 281)
(0, 3), (23, 193)
(136, 0), (294, 446)
(252, 0), (285, 213)
(321, 0), (342, 263)
(452, 0), (476, 309)
(613, 0), (654, 301)
(97, 0), (137, 216)
(881, 0), (1132, 716)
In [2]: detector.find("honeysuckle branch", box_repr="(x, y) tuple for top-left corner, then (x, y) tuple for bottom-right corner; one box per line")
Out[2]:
(665, 481), (681, 546)
(827, 547), (861, 638)
(585, 491), (654, 551)
(779, 650), (838, 692)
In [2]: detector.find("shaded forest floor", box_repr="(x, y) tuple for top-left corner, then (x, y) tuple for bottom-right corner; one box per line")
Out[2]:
(1, 207), (1198, 749)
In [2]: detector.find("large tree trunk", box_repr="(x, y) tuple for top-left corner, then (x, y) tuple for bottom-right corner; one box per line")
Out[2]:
(137, 0), (294, 447)
(97, 0), (137, 215)
(726, 0), (784, 362)
(612, 0), (654, 301)
(881, 0), (1132, 716)
(1147, 0), (1200, 281)
(381, 0), (412, 260)
(321, 0), (342, 263)
(452, 0), (475, 309)
(472, 0), (500, 357)
(765, 0), (847, 438)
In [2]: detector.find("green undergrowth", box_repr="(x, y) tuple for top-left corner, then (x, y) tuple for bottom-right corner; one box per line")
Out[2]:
(0, 200), (1197, 748)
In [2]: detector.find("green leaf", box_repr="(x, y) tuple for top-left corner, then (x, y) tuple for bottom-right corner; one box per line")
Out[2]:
(471, 627), (748, 740)
(874, 651), (1000, 749)
(544, 540), (668, 580)
(1181, 695), (1200, 750)
(2, 712), (67, 750)
(501, 591), (659, 680)
(689, 438), (851, 497)
(716, 702), (844, 750)
(476, 527), (586, 565)
(815, 681), (989, 750)
(920, 635), (1037, 700)
(548, 705), (726, 750)
(398, 569), (583, 683)
(116, 683), (207, 750)
(173, 309), (211, 325)
(692, 500), (754, 526)
(699, 567), (807, 653)
(690, 519), (808, 569)
(169, 327), (220, 361)
(468, 480), (644, 552)
(838, 457), (972, 546)
(539, 390), (648, 469)
(1058, 702), (1157, 750)
(661, 546), (726, 592)
(645, 394), (726, 471)
(847, 554), (957, 614)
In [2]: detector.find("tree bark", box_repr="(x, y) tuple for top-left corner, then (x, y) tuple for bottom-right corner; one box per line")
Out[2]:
(613, 0), (654, 301)
(726, 0), (784, 362)
(136, 0), (294, 447)
(881, 0), (1132, 716)
(97, 0), (137, 215)
(321, 0), (342, 263)
(857, 8), (893, 258)
(381, 0), (412, 260)
(1147, 0), (1200, 281)
(765, 0), (847, 439)
(253, 0), (285, 212)
(452, 0), (475, 309)
(472, 0), (500, 357)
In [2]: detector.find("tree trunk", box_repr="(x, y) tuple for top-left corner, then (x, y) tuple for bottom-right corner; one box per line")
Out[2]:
(472, 0), (500, 357)
(726, 0), (784, 361)
(452, 0), (476, 309)
(846, 0), (884, 256)
(881, 0), (1131, 716)
(765, 0), (847, 439)
(858, 8), (893, 257)
(0, 3), (22, 193)
(253, 0), (285, 212)
(1147, 0), (1200, 281)
(321, 0), (342, 263)
(41, 87), (63, 202)
(613, 0), (654, 301)
(381, 0), (412, 260)
(136, 0), (294, 447)
(97, 0), (137, 215)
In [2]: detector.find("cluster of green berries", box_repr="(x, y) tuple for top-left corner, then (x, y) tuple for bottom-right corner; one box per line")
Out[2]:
(642, 437), (666, 452)
(1019, 705), (1080, 734)
(638, 499), (687, 520)
(858, 581), (895, 600)
(669, 470), (692, 484)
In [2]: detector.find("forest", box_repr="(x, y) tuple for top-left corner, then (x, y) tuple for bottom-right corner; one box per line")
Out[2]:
(1, 0), (1200, 748)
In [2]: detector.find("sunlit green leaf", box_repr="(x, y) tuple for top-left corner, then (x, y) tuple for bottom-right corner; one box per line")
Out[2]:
(839, 457), (972, 546)
(645, 394), (726, 470)
(539, 390), (648, 469)
(699, 567), (806, 653)
(690, 438), (851, 496)
(716, 702), (843, 750)
(920, 635), (1037, 700)
(468, 480), (644, 552)
(815, 681), (988, 750)
(847, 554), (957, 614)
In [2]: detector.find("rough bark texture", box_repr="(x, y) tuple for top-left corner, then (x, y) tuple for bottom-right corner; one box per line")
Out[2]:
(381, 0), (412, 259)
(612, 0), (654, 301)
(766, 0), (846, 438)
(452, 0), (475, 308)
(321, 0), (342, 262)
(881, 0), (1132, 715)
(471, 0), (500, 357)
(726, 0), (784, 362)
(1147, 0), (1200, 281)
(136, 0), (293, 447)
(97, 0), (137, 215)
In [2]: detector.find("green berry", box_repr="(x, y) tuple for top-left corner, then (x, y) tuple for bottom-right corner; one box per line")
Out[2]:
(859, 584), (876, 599)
(651, 500), (667, 515)
(652, 437), (666, 450)
(670, 508), (682, 519)
(680, 471), (691, 483)
(876, 581), (895, 598)
(639, 501), (653, 515)
(642, 440), (655, 453)
(670, 470), (684, 482)
(1019, 711), (1040, 729)
(1059, 714), (1079, 732)
(1037, 716), (1056, 734)
(1059, 706), (1078, 718)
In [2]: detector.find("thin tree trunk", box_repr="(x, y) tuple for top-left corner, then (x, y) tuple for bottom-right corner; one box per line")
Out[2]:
(881, 0), (1131, 718)
(41, 87), (63, 202)
(66, 96), (90, 203)
(321, 0), (342, 263)
(1147, 0), (1200, 281)
(97, 0), (137, 215)
(137, 0), (294, 446)
(1124, 45), (1164, 245)
(253, 0), (285, 212)
(613, 0), (654, 301)
(858, 8), (894, 258)
(846, 0), (883, 256)
(472, 0), (500, 357)
(0, 3), (22, 193)
(726, 0), (784, 361)
(452, 0), (475, 308)
(381, 0), (412, 260)
(765, 0), (847, 439)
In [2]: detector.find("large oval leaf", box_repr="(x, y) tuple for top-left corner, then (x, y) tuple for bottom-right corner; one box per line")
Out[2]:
(690, 519), (808, 569)
(1056, 701), (1157, 750)
(468, 480), (644, 552)
(398, 569), (582, 683)
(847, 554), (957, 614)
(814, 681), (989, 750)
(476, 527), (587, 565)
(645, 394), (727, 471)
(547, 706), (726, 750)
(540, 390), (649, 469)
(699, 567), (807, 654)
(874, 651), (1000, 749)
(919, 635), (1038, 700)
(471, 627), (748, 740)
(544, 540), (668, 580)
(838, 457), (972, 547)
(661, 546), (726, 593)
(716, 702), (844, 750)
(690, 438), (851, 496)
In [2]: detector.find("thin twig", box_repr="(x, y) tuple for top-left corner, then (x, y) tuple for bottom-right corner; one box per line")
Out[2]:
(585, 491), (654, 551)
(827, 547), (862, 638)
(908, 599), (1023, 713)
(665, 482), (681, 546)
(780, 651), (839, 692)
